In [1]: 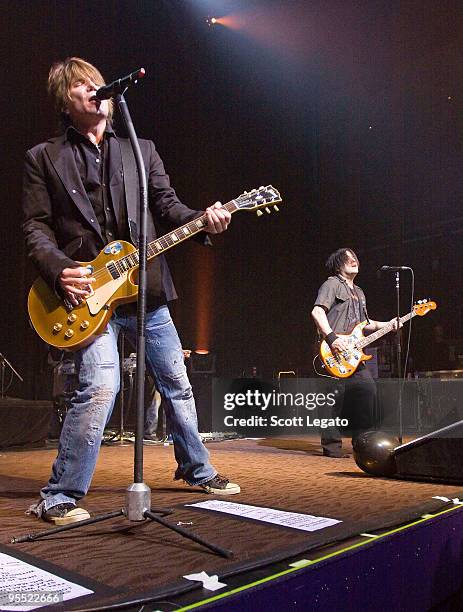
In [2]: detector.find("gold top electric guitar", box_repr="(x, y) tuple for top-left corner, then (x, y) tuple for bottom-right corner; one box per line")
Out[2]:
(28, 185), (282, 351)
(318, 300), (437, 378)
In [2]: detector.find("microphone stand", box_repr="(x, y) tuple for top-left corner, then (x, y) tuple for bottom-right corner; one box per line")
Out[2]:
(12, 91), (231, 558)
(395, 272), (403, 444)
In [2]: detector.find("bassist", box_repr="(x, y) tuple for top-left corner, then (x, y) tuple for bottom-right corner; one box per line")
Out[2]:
(311, 248), (399, 458)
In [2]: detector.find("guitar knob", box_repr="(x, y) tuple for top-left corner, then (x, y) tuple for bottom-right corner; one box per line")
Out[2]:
(67, 313), (77, 323)
(64, 329), (74, 339)
(273, 205), (279, 212)
(265, 207), (271, 214)
(256, 210), (263, 217)
(53, 323), (63, 333)
(80, 320), (89, 330)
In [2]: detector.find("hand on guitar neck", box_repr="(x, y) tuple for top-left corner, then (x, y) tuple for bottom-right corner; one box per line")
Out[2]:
(377, 317), (403, 333)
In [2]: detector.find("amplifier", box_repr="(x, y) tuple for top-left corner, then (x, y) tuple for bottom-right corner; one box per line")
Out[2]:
(415, 370), (463, 380)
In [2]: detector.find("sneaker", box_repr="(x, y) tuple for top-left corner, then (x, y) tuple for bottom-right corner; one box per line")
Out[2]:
(323, 451), (350, 458)
(199, 474), (240, 495)
(42, 503), (90, 525)
(143, 433), (161, 442)
(143, 438), (163, 446)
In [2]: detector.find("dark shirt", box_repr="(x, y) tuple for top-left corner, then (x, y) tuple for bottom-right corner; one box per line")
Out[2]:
(314, 275), (369, 334)
(66, 125), (129, 244)
(65, 126), (165, 313)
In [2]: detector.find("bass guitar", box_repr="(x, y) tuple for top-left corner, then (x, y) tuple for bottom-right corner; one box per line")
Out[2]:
(28, 185), (281, 350)
(317, 300), (437, 378)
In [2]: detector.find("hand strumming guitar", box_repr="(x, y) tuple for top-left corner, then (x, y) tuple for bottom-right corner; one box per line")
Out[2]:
(59, 267), (96, 306)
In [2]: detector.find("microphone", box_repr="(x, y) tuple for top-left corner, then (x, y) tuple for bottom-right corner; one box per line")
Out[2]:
(380, 266), (412, 272)
(96, 68), (146, 100)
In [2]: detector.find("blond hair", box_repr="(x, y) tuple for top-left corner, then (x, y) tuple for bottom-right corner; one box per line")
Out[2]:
(48, 57), (114, 124)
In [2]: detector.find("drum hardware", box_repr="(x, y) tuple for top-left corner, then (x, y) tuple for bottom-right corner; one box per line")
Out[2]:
(123, 353), (137, 374)
(104, 333), (135, 446)
(0, 352), (23, 398)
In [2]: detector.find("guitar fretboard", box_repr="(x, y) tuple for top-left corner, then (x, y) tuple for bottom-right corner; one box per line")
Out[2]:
(110, 200), (239, 278)
(356, 311), (415, 349)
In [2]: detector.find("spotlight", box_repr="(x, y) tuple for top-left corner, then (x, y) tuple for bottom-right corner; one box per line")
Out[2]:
(206, 16), (218, 27)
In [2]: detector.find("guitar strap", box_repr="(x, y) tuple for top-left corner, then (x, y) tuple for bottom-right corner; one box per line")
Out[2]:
(118, 138), (139, 247)
(357, 287), (370, 324)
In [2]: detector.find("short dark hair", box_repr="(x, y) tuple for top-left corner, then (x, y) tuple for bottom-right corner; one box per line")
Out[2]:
(325, 248), (359, 275)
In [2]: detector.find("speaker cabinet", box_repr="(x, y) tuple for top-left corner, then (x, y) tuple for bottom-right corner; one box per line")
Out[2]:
(394, 420), (463, 484)
(191, 374), (213, 432)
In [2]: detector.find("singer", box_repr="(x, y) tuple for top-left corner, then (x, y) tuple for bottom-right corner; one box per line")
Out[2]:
(22, 57), (240, 525)
(311, 248), (400, 458)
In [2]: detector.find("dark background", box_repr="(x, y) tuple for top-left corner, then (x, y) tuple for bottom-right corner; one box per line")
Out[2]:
(1, 0), (462, 398)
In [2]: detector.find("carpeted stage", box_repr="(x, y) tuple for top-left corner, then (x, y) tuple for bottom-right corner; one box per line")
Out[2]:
(1, 437), (463, 610)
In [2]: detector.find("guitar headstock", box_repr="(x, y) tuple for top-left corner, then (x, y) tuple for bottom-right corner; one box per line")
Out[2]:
(413, 300), (437, 316)
(235, 185), (282, 216)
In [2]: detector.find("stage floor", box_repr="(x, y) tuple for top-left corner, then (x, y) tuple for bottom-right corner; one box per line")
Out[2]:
(1, 436), (462, 609)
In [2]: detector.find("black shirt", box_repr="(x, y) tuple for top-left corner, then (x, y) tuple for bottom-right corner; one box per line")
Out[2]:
(314, 275), (369, 334)
(66, 125), (129, 244)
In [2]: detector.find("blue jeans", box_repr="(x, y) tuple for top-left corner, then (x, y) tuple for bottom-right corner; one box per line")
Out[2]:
(38, 305), (216, 512)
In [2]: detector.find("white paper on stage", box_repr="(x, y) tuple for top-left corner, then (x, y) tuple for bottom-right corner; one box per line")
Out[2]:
(186, 500), (341, 532)
(0, 552), (93, 611)
(183, 571), (227, 591)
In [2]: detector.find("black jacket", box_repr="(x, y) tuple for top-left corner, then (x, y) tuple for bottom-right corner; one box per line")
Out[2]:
(22, 132), (205, 304)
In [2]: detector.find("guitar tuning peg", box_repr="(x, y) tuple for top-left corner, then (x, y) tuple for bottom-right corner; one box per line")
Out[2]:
(244, 190), (248, 194)
(259, 185), (264, 190)
(256, 210), (263, 217)
(273, 205), (279, 212)
(265, 207), (271, 214)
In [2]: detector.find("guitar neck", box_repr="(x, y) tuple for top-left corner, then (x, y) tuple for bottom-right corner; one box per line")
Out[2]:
(357, 311), (415, 349)
(110, 200), (239, 275)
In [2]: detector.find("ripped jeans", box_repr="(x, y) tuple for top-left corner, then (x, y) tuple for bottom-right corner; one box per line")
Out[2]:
(38, 305), (216, 511)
